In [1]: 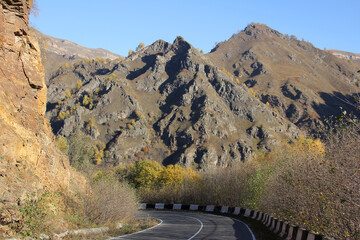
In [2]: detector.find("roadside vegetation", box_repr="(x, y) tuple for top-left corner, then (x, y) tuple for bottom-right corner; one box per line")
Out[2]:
(45, 111), (360, 240)
(115, 114), (359, 240)
(32, 98), (358, 240)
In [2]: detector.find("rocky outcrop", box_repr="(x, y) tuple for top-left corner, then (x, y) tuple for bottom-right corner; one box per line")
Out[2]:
(208, 23), (360, 131)
(0, 0), (85, 237)
(42, 23), (359, 171)
(45, 33), (301, 170)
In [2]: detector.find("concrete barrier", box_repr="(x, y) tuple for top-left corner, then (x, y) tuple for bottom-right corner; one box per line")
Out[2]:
(139, 203), (334, 240)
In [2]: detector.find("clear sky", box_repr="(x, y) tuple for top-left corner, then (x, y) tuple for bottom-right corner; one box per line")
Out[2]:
(30, 0), (360, 56)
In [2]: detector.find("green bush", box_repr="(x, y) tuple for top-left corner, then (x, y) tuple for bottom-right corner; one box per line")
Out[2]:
(19, 193), (48, 237)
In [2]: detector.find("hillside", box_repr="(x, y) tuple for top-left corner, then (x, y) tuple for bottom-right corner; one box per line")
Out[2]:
(44, 24), (360, 169)
(43, 24), (360, 170)
(330, 49), (360, 68)
(33, 28), (122, 81)
(208, 23), (359, 130)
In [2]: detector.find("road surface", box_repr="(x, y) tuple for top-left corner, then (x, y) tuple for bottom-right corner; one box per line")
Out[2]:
(109, 210), (256, 240)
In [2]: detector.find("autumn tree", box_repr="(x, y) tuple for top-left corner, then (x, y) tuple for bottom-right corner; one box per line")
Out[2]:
(136, 42), (145, 52)
(126, 160), (162, 189)
(75, 79), (82, 90)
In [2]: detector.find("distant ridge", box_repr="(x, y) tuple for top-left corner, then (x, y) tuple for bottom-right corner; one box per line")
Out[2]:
(33, 28), (121, 60)
(329, 49), (360, 67)
(32, 28), (121, 79)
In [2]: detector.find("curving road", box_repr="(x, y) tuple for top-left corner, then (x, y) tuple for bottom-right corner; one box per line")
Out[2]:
(109, 210), (256, 240)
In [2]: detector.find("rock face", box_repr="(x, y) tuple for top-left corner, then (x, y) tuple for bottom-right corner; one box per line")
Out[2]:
(208, 23), (360, 130)
(44, 24), (360, 171)
(45, 34), (301, 169)
(0, 0), (85, 237)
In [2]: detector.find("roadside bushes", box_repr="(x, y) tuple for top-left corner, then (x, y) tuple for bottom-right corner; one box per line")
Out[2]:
(84, 178), (138, 225)
(261, 125), (360, 240)
(131, 130), (359, 239)
(117, 159), (200, 190)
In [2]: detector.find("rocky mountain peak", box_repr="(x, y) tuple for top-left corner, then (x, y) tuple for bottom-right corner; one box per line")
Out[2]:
(148, 39), (171, 53)
(171, 36), (192, 54)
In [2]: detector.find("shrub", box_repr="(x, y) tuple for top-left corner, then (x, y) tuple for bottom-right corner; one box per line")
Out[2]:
(135, 110), (143, 120)
(158, 165), (200, 187)
(57, 110), (70, 121)
(75, 79), (82, 90)
(136, 42), (145, 52)
(82, 94), (90, 106)
(94, 57), (105, 64)
(84, 179), (138, 225)
(56, 135), (69, 154)
(142, 146), (149, 153)
(68, 130), (96, 170)
(19, 193), (49, 237)
(65, 90), (71, 99)
(260, 128), (359, 240)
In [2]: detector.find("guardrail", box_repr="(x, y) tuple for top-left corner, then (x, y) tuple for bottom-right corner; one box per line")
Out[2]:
(139, 203), (335, 240)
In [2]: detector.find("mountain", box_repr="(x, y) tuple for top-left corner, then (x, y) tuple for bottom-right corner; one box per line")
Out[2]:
(44, 24), (360, 169)
(0, 0), (85, 237)
(329, 49), (360, 68)
(208, 23), (359, 130)
(33, 28), (122, 81)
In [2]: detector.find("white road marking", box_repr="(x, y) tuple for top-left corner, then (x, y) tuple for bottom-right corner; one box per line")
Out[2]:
(230, 217), (256, 240)
(109, 218), (163, 239)
(186, 216), (204, 240)
(190, 212), (256, 240)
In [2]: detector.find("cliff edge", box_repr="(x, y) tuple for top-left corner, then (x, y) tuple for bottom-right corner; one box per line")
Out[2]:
(0, 0), (85, 237)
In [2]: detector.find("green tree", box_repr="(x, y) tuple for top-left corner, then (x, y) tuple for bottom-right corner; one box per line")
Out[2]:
(68, 130), (96, 170)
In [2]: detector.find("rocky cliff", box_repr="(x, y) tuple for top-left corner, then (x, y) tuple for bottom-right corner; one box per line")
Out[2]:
(45, 35), (301, 169)
(0, 0), (85, 237)
(208, 23), (360, 130)
(44, 24), (360, 171)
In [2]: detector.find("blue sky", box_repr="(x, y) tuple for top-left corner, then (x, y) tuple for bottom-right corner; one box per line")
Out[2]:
(30, 0), (360, 56)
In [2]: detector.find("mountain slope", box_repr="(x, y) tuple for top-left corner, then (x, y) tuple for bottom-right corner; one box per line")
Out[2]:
(45, 36), (299, 169)
(44, 24), (360, 170)
(330, 49), (360, 68)
(208, 23), (359, 130)
(33, 28), (122, 81)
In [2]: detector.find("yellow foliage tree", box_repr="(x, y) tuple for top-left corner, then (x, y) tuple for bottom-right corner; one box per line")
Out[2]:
(65, 90), (71, 99)
(158, 165), (200, 186)
(127, 160), (162, 189)
(136, 42), (145, 52)
(75, 79), (82, 90)
(290, 135), (325, 156)
(158, 165), (185, 186)
(82, 95), (90, 106)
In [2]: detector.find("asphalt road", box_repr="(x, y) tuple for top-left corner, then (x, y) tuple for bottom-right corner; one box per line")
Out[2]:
(109, 210), (256, 240)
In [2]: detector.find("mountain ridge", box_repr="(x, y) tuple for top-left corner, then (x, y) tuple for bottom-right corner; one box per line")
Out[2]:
(42, 23), (360, 169)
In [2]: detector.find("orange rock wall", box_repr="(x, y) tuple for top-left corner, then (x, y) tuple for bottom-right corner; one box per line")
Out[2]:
(0, 0), (85, 235)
